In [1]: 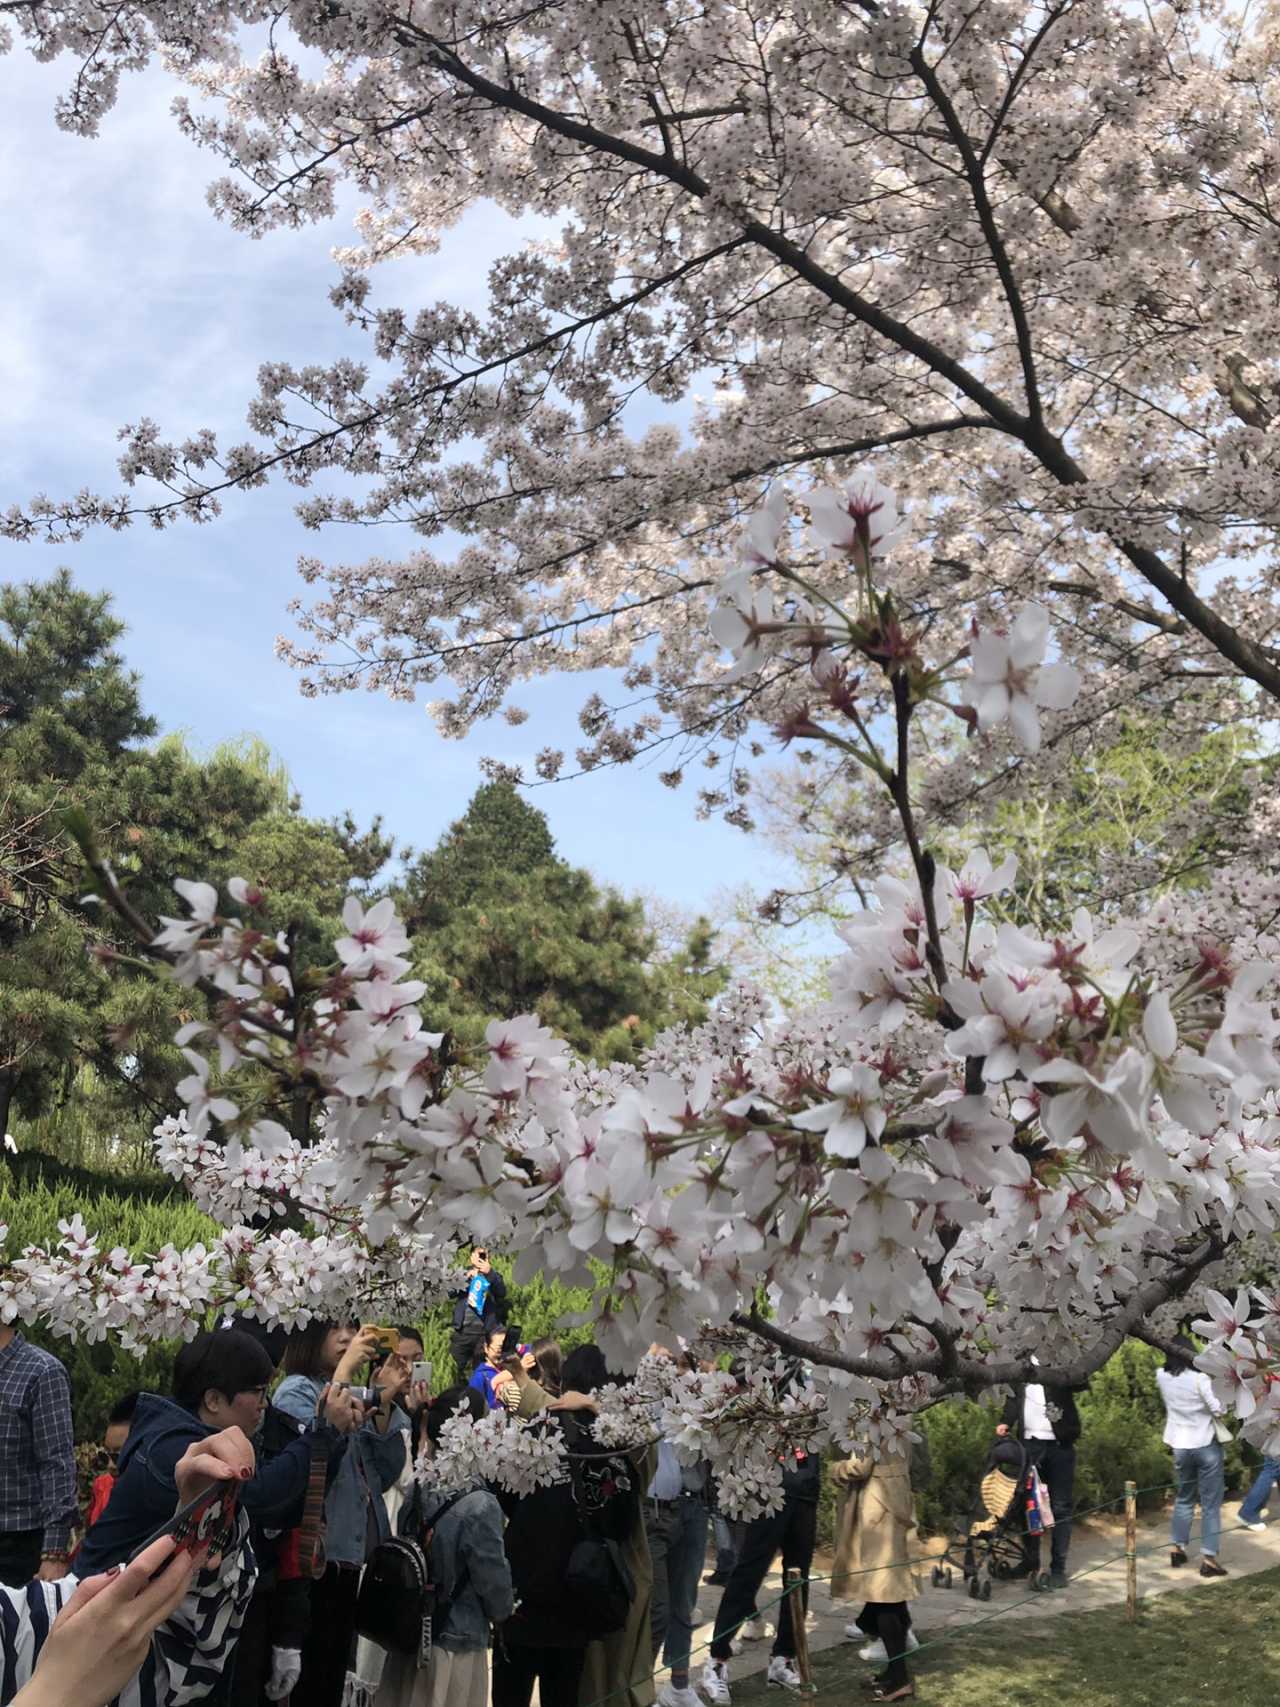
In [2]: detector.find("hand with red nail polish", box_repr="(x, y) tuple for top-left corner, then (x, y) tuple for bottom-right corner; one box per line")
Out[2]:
(13, 1536), (197, 1707)
(173, 1426), (257, 1508)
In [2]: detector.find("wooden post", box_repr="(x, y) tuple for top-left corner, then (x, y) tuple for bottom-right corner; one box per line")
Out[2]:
(784, 1567), (816, 1694)
(1125, 1479), (1138, 1621)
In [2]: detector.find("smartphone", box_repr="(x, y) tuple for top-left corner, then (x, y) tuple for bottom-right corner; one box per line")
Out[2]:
(347, 1385), (379, 1405)
(411, 1359), (432, 1386)
(128, 1481), (241, 1572)
(363, 1324), (399, 1356)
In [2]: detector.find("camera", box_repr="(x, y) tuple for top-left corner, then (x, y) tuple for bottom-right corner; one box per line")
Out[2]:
(347, 1386), (379, 1406)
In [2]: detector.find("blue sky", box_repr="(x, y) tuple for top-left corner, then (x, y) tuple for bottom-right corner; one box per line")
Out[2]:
(0, 51), (798, 922)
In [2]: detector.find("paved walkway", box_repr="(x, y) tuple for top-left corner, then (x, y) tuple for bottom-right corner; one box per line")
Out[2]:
(690, 1504), (1280, 1692)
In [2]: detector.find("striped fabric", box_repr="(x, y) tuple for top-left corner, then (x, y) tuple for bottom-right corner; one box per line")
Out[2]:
(0, 1520), (256, 1707)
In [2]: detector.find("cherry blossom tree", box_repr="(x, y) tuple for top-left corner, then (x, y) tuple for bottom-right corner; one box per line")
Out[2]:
(3, 2), (1280, 818)
(5, 1), (1280, 1492)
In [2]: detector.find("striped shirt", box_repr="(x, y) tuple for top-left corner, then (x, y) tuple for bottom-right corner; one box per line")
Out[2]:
(0, 1334), (77, 1553)
(0, 1521), (255, 1707)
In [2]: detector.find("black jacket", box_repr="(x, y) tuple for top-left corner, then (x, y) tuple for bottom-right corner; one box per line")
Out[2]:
(1001, 1382), (1083, 1448)
(498, 1414), (594, 1649)
(449, 1268), (509, 1339)
(782, 1450), (822, 1504)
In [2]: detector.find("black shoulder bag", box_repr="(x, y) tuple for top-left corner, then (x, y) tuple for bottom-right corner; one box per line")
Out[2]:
(355, 1489), (469, 1669)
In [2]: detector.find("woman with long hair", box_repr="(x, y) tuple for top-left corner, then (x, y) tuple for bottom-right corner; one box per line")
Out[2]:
(1155, 1336), (1228, 1577)
(274, 1322), (412, 1707)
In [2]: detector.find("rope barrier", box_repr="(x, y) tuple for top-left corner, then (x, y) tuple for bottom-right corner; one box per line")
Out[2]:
(572, 1477), (1258, 1707)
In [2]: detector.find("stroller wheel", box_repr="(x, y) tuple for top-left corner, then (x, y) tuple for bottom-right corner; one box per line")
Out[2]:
(968, 1575), (981, 1599)
(931, 1565), (942, 1587)
(1038, 1572), (1052, 1592)
(980, 1580), (992, 1601)
(945, 1568), (953, 1587)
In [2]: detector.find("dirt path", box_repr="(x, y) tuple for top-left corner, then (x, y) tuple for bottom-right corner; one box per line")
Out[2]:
(693, 1504), (1280, 1693)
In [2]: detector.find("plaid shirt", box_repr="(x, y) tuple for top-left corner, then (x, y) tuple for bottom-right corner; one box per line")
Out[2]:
(0, 1333), (78, 1553)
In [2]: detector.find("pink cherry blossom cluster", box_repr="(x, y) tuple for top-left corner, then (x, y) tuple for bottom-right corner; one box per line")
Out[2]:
(8, 466), (1280, 1499)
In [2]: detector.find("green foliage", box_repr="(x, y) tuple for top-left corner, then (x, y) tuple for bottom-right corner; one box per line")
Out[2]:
(910, 1342), (1261, 1540)
(0, 1169), (220, 1441)
(1, 569), (396, 1162)
(400, 782), (725, 1062)
(398, 1261), (598, 1379)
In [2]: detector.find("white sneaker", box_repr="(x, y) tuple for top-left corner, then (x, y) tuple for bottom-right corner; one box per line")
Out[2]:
(850, 1629), (921, 1660)
(701, 1659), (732, 1705)
(658, 1686), (705, 1707)
(767, 1657), (802, 1690)
(741, 1618), (773, 1642)
(1240, 1515), (1267, 1532)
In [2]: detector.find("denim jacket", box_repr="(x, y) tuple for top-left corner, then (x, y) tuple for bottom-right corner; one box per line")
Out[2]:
(274, 1374), (408, 1567)
(398, 1482), (513, 1651)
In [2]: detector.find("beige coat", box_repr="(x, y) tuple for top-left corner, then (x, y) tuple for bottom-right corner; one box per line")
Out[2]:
(578, 1440), (657, 1707)
(830, 1452), (921, 1605)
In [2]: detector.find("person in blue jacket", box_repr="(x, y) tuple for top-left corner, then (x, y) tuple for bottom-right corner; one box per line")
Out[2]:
(448, 1247), (508, 1379)
(274, 1320), (411, 1707)
(467, 1325), (513, 1411)
(75, 1329), (354, 1580)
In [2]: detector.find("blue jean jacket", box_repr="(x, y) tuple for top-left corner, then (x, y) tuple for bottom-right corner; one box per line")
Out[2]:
(274, 1374), (408, 1567)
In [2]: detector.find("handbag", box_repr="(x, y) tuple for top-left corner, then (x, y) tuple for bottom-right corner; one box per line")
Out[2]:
(1032, 1468), (1056, 1530)
(1213, 1417), (1233, 1446)
(355, 1490), (468, 1669)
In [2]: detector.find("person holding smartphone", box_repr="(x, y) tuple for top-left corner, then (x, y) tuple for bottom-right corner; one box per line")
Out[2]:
(448, 1248), (508, 1381)
(274, 1321), (411, 1707)
(4, 1426), (257, 1707)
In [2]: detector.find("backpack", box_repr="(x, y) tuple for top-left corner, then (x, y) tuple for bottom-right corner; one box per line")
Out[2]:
(354, 1490), (468, 1669)
(563, 1424), (640, 1634)
(564, 1534), (636, 1635)
(568, 1434), (639, 1544)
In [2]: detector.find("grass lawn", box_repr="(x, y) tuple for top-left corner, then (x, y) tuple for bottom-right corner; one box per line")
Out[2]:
(729, 1567), (1280, 1705)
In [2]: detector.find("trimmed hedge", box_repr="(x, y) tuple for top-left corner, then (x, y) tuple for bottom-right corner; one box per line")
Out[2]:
(0, 1171), (219, 1442)
(2, 1167), (1266, 1529)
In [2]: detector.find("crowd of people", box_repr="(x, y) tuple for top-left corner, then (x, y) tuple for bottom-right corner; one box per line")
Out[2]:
(1, 1264), (1274, 1707)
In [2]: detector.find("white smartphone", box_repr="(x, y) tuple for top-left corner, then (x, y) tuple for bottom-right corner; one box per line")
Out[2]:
(411, 1359), (432, 1386)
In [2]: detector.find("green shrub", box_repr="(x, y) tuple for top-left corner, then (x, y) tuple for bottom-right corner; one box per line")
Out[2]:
(0, 1173), (219, 1443)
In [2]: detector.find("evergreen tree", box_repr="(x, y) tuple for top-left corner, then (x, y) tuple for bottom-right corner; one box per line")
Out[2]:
(0, 572), (393, 1156)
(400, 782), (723, 1060)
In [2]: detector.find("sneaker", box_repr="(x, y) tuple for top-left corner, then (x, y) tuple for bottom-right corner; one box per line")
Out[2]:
(853, 1632), (920, 1661)
(741, 1618), (773, 1642)
(767, 1657), (802, 1690)
(658, 1687), (705, 1707)
(1200, 1557), (1228, 1578)
(701, 1660), (732, 1706)
(1239, 1515), (1267, 1532)
(1048, 1569), (1068, 1590)
(705, 1569), (731, 1586)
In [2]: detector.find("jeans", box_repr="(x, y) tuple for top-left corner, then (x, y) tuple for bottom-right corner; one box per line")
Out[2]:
(1239, 1455), (1280, 1524)
(0, 1528), (41, 1589)
(491, 1641), (585, 1707)
(709, 1497), (817, 1662)
(712, 1512), (738, 1575)
(1172, 1442), (1224, 1558)
(1021, 1439), (1075, 1575)
(645, 1495), (709, 1677)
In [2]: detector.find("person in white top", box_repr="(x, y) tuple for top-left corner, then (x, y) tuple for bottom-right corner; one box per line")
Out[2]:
(1155, 1337), (1227, 1577)
(996, 1360), (1083, 1588)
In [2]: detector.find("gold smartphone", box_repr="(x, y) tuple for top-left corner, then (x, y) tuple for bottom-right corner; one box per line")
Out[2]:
(363, 1324), (400, 1356)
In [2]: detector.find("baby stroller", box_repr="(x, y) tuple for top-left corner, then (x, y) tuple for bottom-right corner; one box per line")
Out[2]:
(931, 1436), (1050, 1599)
